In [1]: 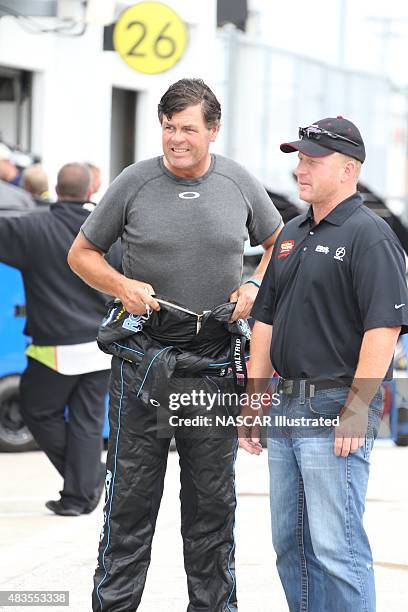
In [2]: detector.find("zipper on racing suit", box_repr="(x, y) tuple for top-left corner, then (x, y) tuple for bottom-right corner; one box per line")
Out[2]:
(155, 298), (211, 334)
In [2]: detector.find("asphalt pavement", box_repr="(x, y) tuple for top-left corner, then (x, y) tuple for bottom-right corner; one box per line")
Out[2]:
(0, 440), (407, 611)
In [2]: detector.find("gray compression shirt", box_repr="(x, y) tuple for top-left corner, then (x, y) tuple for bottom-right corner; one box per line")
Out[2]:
(82, 154), (281, 312)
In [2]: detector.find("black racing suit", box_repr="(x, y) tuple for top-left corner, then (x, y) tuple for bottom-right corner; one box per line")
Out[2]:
(92, 298), (251, 611)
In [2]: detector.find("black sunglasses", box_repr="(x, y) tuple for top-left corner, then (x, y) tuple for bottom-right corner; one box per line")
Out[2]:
(299, 125), (359, 147)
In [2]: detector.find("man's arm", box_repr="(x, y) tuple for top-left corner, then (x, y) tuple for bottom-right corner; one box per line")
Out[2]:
(68, 232), (160, 315)
(335, 326), (401, 457)
(248, 224), (283, 285)
(0, 216), (28, 269)
(238, 320), (275, 455)
(229, 222), (283, 321)
(248, 321), (274, 380)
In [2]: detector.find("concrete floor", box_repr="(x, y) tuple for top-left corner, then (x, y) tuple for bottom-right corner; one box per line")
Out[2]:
(0, 440), (407, 611)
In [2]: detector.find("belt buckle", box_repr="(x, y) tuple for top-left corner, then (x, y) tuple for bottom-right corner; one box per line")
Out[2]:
(278, 378), (297, 395)
(280, 379), (293, 395)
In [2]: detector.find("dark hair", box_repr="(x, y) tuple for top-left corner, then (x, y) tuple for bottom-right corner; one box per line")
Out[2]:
(56, 163), (91, 201)
(158, 78), (221, 128)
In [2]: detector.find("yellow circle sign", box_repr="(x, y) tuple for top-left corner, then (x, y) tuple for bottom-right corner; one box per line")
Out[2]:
(113, 2), (188, 74)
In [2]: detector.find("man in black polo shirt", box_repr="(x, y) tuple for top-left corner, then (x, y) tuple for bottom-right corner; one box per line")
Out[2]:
(242, 117), (408, 611)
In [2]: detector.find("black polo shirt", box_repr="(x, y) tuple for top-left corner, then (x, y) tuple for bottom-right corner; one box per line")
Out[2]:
(251, 192), (408, 379)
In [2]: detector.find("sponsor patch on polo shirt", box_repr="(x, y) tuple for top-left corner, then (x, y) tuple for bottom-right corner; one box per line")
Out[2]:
(278, 240), (295, 259)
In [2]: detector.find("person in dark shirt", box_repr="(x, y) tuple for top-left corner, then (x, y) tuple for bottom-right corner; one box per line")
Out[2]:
(0, 163), (112, 516)
(242, 117), (408, 612)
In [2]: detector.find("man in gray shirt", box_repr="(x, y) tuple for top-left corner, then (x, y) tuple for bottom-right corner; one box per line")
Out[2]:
(68, 78), (282, 611)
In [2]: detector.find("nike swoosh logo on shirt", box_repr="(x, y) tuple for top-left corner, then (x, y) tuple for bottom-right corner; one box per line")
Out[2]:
(395, 304), (406, 309)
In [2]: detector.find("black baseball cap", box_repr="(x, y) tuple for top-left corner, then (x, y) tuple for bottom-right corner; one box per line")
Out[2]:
(280, 116), (366, 163)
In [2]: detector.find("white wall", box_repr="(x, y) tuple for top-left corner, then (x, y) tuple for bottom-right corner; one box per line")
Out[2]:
(213, 29), (397, 198)
(0, 2), (406, 200)
(0, 1), (218, 194)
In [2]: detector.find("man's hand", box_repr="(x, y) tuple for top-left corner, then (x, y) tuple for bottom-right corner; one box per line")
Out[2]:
(118, 278), (161, 315)
(334, 433), (365, 457)
(229, 225), (283, 322)
(333, 327), (400, 457)
(334, 400), (368, 457)
(229, 282), (258, 321)
(237, 405), (263, 455)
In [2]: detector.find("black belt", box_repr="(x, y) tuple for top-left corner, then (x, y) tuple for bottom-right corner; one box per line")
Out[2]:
(276, 378), (352, 397)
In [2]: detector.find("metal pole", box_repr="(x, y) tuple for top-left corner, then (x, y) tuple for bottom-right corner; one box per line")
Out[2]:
(223, 24), (238, 159)
(338, 0), (347, 66)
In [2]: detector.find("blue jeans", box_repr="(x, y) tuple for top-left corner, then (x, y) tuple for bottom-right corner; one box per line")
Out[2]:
(267, 386), (383, 612)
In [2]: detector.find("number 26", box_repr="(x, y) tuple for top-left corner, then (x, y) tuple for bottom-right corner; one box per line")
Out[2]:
(126, 21), (176, 59)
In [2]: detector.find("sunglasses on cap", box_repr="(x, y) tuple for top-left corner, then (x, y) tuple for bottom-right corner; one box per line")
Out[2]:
(299, 125), (359, 147)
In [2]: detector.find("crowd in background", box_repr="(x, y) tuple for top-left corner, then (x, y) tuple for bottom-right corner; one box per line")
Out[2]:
(0, 141), (101, 208)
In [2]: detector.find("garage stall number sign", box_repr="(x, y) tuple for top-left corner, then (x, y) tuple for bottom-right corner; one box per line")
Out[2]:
(113, 2), (188, 74)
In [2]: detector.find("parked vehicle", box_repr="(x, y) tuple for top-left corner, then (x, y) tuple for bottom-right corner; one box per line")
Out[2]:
(0, 259), (34, 451)
(0, 255), (110, 451)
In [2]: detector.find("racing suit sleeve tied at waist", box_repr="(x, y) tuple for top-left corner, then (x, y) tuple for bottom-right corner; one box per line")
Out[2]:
(97, 297), (250, 406)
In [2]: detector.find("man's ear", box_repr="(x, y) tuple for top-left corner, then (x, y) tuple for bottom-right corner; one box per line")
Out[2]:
(86, 187), (93, 201)
(341, 160), (355, 183)
(209, 125), (219, 142)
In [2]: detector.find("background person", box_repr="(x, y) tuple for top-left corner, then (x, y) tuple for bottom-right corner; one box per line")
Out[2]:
(0, 143), (34, 209)
(68, 78), (283, 612)
(86, 162), (101, 200)
(0, 162), (114, 516)
(22, 163), (50, 205)
(242, 117), (408, 611)
(0, 142), (20, 185)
